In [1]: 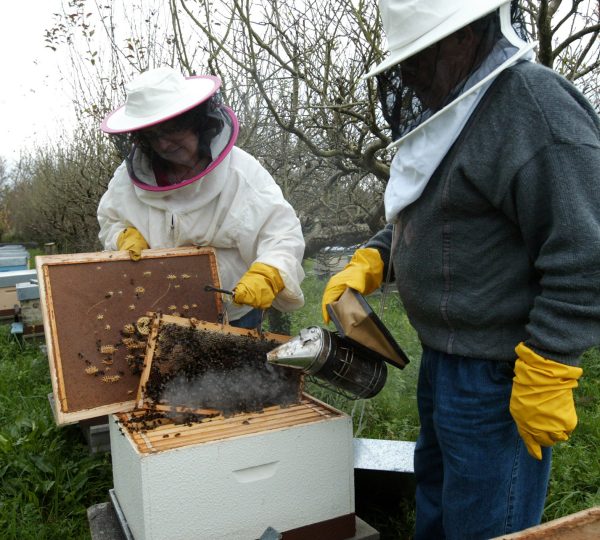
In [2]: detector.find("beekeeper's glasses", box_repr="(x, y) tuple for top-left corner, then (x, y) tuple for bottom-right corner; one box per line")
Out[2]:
(139, 119), (193, 143)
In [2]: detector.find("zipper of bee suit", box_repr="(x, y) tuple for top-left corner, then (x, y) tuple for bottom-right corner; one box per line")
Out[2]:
(353, 223), (398, 437)
(170, 213), (176, 243)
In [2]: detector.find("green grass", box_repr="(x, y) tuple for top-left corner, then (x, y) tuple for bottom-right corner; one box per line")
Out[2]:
(545, 347), (600, 519)
(0, 261), (598, 539)
(0, 331), (112, 539)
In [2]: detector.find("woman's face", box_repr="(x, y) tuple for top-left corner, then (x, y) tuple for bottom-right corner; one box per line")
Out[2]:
(141, 121), (200, 168)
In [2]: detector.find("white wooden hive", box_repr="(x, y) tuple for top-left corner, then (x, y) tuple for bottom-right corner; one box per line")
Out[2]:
(110, 395), (355, 540)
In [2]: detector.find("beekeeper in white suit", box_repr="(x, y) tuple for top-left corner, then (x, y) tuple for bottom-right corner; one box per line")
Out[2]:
(322, 0), (600, 538)
(98, 67), (305, 328)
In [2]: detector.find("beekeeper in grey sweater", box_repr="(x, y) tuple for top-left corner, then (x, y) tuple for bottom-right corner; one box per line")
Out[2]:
(321, 1), (600, 539)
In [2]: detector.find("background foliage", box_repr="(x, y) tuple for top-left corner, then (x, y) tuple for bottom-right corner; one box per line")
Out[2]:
(0, 0), (598, 254)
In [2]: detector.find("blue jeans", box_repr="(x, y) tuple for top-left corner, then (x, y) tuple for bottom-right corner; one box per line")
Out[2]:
(230, 308), (263, 330)
(414, 346), (552, 540)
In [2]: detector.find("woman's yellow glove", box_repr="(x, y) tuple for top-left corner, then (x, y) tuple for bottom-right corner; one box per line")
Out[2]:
(117, 227), (149, 261)
(510, 343), (583, 460)
(321, 247), (384, 323)
(233, 263), (284, 309)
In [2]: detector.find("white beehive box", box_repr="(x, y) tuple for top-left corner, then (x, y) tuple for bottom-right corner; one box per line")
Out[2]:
(110, 396), (355, 540)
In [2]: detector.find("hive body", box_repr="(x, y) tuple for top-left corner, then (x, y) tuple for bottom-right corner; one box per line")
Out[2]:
(110, 397), (355, 540)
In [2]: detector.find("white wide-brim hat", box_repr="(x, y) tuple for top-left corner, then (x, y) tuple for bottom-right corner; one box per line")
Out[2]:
(364, 0), (509, 78)
(101, 67), (221, 134)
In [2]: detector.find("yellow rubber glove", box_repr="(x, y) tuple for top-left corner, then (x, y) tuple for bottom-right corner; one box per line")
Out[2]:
(117, 227), (149, 261)
(233, 262), (284, 309)
(321, 247), (384, 323)
(510, 342), (583, 460)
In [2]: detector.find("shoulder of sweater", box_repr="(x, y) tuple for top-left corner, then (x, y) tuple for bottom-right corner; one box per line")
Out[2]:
(500, 61), (574, 95)
(488, 62), (600, 142)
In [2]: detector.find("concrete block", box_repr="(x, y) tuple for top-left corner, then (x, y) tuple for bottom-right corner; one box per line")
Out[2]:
(354, 438), (415, 474)
(19, 298), (43, 326)
(353, 438), (416, 525)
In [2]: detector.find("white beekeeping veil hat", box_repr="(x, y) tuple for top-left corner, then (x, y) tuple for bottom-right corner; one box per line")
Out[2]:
(365, 0), (509, 78)
(369, 0), (535, 146)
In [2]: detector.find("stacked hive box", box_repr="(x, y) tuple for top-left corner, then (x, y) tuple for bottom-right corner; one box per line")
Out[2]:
(111, 397), (354, 540)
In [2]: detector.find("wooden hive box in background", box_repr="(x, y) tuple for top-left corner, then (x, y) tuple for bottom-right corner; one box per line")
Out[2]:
(0, 268), (37, 319)
(492, 506), (600, 539)
(37, 247), (224, 425)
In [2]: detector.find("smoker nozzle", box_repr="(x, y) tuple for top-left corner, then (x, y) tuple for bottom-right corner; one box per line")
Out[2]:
(266, 326), (327, 374)
(267, 326), (388, 400)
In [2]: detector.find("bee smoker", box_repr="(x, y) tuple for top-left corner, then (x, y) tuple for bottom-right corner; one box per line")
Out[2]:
(267, 326), (388, 400)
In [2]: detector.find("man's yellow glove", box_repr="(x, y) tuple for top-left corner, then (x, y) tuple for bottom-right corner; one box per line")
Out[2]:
(510, 342), (582, 460)
(117, 227), (149, 261)
(321, 247), (384, 323)
(233, 262), (284, 309)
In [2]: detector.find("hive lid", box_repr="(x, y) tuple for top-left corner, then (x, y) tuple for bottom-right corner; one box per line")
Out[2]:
(326, 288), (409, 368)
(37, 247), (224, 425)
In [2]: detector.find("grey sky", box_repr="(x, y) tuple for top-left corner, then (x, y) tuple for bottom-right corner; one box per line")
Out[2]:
(1, 0), (74, 165)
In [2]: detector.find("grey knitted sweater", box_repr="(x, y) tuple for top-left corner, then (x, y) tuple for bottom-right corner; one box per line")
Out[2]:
(367, 61), (600, 365)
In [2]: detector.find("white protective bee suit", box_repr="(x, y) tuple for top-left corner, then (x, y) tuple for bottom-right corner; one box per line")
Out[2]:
(97, 143), (305, 322)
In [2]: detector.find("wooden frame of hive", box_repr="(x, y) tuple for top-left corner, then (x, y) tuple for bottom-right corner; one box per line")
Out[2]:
(37, 247), (224, 425)
(134, 313), (300, 413)
(118, 394), (339, 454)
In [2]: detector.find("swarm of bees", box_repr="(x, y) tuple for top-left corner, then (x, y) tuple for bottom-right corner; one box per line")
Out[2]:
(142, 323), (301, 416)
(80, 268), (240, 437)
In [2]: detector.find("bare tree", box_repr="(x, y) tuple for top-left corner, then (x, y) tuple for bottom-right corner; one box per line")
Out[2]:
(0, 157), (11, 241)
(166, 0), (390, 254)
(522, 0), (599, 107)
(4, 126), (118, 251)
(10, 0), (598, 255)
(165, 0), (599, 254)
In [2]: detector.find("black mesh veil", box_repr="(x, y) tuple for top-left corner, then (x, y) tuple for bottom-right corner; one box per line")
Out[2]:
(376, 1), (529, 141)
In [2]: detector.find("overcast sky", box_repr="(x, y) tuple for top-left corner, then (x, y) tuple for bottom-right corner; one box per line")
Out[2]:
(1, 0), (75, 166)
